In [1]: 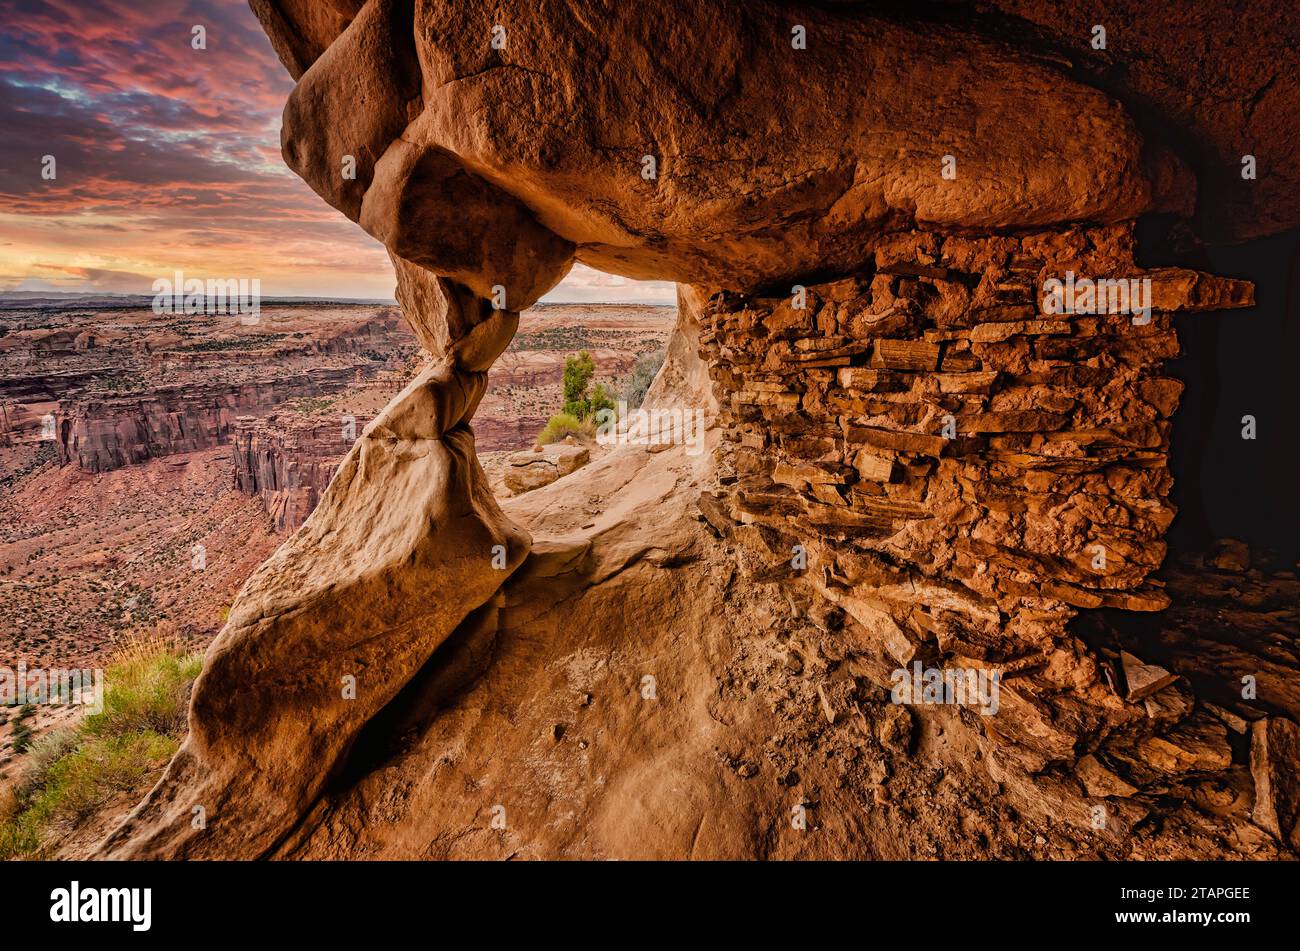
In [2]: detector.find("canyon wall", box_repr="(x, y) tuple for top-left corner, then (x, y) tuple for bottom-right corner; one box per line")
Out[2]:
(35, 308), (414, 473)
(56, 370), (360, 473)
(232, 413), (373, 533)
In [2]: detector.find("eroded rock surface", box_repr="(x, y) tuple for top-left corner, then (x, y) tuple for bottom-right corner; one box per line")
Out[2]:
(97, 0), (1300, 859)
(503, 443), (590, 495)
(99, 363), (529, 858)
(232, 412), (374, 532)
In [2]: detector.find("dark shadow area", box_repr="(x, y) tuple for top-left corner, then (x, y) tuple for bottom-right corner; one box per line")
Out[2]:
(1072, 224), (1300, 735)
(1136, 220), (1300, 562)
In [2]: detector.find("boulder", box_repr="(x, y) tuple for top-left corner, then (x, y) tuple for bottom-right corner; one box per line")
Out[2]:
(503, 443), (590, 495)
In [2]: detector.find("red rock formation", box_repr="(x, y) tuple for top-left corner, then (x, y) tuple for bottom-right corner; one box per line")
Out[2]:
(95, 0), (1300, 860)
(28, 306), (415, 472)
(56, 371), (359, 473)
(232, 413), (372, 532)
(696, 224), (1260, 836)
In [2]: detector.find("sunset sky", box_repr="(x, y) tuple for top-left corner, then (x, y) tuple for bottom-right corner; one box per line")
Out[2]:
(0, 0), (673, 303)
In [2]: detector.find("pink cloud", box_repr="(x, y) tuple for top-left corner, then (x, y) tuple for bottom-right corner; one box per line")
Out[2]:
(0, 0), (670, 302)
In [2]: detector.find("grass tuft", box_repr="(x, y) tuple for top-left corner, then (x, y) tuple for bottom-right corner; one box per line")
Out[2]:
(537, 412), (596, 445)
(85, 641), (201, 739)
(0, 639), (200, 860)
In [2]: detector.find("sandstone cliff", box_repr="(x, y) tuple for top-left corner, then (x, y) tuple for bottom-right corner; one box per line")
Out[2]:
(232, 412), (373, 533)
(57, 372), (358, 473)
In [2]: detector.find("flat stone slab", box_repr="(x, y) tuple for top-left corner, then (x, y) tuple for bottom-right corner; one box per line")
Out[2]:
(504, 443), (590, 494)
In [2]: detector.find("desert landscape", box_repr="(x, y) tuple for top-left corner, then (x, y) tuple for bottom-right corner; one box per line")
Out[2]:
(0, 299), (672, 667)
(0, 3), (1298, 931)
(0, 300), (413, 663)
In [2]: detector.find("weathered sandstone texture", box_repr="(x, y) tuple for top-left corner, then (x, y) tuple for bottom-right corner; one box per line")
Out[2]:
(969, 0), (1300, 242)
(503, 443), (590, 496)
(96, 0), (1299, 859)
(99, 360), (529, 859)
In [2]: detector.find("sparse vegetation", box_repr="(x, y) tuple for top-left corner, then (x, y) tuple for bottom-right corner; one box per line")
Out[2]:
(621, 347), (666, 409)
(508, 326), (597, 351)
(0, 638), (201, 859)
(535, 350), (619, 445)
(289, 395), (337, 415)
(9, 704), (36, 753)
(537, 412), (596, 445)
(97, 373), (145, 393)
(173, 334), (287, 353)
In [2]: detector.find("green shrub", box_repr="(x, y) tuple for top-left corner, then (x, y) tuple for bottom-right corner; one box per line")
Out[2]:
(622, 348), (666, 409)
(9, 704), (36, 754)
(588, 382), (616, 418)
(10, 721), (33, 754)
(538, 412), (597, 445)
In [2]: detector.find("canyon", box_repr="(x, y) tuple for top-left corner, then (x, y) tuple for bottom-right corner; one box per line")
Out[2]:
(0, 300), (672, 661)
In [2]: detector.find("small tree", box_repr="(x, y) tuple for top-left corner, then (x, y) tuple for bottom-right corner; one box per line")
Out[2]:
(561, 350), (617, 419)
(562, 351), (597, 418)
